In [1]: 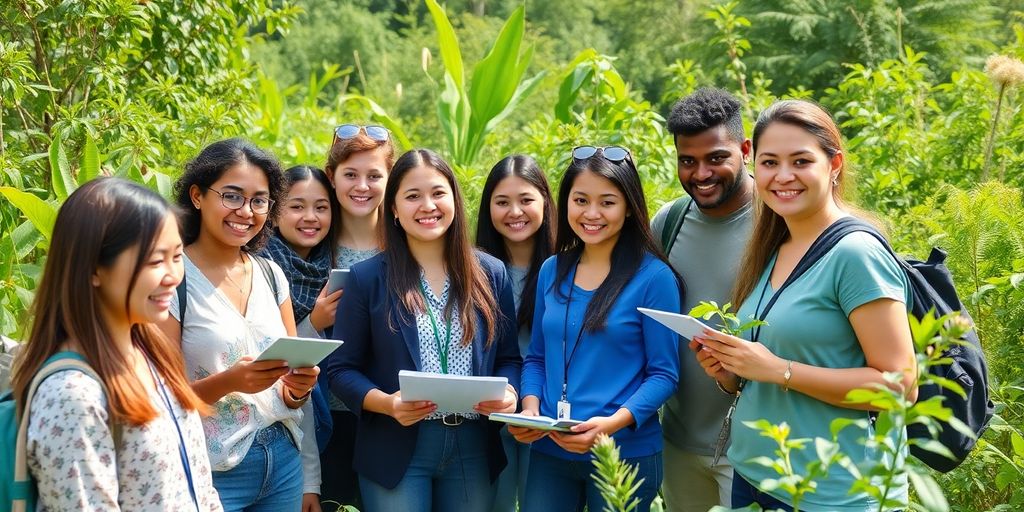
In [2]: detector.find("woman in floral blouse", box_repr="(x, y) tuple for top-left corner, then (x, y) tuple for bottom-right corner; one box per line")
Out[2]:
(12, 177), (221, 511)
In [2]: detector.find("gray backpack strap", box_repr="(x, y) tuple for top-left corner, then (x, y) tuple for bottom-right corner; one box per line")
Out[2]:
(661, 196), (693, 255)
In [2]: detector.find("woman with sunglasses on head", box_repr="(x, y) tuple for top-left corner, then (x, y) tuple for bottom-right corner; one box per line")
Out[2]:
(14, 178), (221, 511)
(325, 149), (521, 511)
(318, 123), (396, 508)
(474, 155), (556, 512)
(511, 146), (683, 512)
(160, 138), (321, 512)
(259, 164), (343, 508)
(692, 100), (915, 512)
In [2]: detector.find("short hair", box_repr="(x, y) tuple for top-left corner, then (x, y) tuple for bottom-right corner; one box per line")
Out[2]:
(666, 87), (745, 143)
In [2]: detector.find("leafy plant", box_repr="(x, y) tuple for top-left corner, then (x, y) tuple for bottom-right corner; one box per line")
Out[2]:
(591, 433), (644, 512)
(689, 301), (768, 336)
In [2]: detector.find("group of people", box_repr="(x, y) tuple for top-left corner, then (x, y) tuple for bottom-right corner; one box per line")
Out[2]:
(10, 88), (917, 512)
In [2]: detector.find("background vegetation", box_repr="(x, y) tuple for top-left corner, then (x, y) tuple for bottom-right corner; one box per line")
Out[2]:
(2, 1), (1023, 510)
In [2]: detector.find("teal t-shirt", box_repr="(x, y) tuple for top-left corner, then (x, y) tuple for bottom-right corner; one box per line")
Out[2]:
(728, 231), (911, 511)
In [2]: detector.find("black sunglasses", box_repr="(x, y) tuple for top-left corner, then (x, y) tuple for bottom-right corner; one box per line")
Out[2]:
(334, 124), (390, 142)
(571, 145), (631, 163)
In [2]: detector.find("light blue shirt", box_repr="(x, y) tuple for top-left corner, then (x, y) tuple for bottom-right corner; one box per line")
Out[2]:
(521, 253), (681, 461)
(729, 231), (910, 511)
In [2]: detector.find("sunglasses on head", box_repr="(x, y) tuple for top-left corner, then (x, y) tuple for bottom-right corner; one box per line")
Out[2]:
(571, 145), (631, 163)
(334, 124), (390, 143)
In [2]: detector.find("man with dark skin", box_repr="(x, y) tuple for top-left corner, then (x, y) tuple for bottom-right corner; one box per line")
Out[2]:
(651, 87), (754, 511)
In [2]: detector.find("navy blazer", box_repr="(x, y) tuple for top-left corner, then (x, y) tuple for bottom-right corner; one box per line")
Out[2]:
(324, 250), (522, 489)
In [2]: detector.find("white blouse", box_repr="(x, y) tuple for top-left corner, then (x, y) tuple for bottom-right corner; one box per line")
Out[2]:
(27, 369), (222, 511)
(171, 254), (303, 471)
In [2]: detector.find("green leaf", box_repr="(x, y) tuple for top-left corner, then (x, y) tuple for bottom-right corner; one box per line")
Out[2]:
(908, 469), (949, 512)
(0, 187), (58, 242)
(12, 220), (43, 259)
(49, 133), (75, 200)
(1011, 431), (1024, 457)
(424, 0), (464, 90)
(80, 135), (100, 184)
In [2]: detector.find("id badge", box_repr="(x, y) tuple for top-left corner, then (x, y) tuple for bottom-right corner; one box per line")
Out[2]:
(557, 399), (572, 420)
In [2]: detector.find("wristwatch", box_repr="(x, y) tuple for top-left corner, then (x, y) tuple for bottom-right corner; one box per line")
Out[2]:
(782, 360), (793, 392)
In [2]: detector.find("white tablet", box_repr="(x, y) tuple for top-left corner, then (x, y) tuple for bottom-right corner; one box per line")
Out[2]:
(636, 307), (715, 340)
(255, 336), (343, 368)
(398, 370), (507, 414)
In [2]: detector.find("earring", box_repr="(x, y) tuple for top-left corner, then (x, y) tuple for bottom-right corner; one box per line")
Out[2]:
(832, 176), (839, 187)
(393, 217), (400, 227)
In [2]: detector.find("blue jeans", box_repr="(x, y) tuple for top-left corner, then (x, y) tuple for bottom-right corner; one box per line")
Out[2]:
(491, 426), (530, 512)
(212, 422), (304, 512)
(359, 419), (495, 512)
(731, 473), (794, 511)
(520, 449), (663, 512)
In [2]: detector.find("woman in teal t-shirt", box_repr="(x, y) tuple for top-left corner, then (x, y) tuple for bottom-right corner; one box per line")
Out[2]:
(692, 100), (916, 512)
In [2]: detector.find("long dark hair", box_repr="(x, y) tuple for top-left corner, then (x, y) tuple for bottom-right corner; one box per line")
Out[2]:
(555, 150), (682, 332)
(173, 138), (286, 252)
(475, 155), (555, 329)
(382, 149), (500, 347)
(279, 164), (340, 264)
(13, 178), (207, 425)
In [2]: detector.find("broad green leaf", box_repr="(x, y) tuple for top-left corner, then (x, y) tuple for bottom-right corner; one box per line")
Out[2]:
(424, 0), (464, 90)
(908, 469), (950, 511)
(80, 135), (100, 184)
(12, 220), (43, 259)
(1011, 431), (1024, 457)
(0, 187), (58, 241)
(49, 133), (75, 200)
(468, 5), (526, 130)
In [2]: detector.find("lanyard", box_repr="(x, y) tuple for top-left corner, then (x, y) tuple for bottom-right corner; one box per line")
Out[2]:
(147, 359), (199, 511)
(419, 280), (453, 374)
(561, 259), (585, 402)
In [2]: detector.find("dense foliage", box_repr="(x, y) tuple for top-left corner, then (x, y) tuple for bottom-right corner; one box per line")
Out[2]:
(3, 1), (1024, 510)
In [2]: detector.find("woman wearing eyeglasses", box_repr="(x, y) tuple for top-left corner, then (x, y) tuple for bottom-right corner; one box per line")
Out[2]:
(511, 146), (683, 512)
(325, 149), (521, 511)
(318, 123), (396, 508)
(160, 138), (321, 511)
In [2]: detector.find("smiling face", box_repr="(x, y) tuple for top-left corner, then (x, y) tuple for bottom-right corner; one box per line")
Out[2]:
(393, 164), (456, 247)
(567, 170), (628, 251)
(190, 162), (271, 248)
(754, 122), (843, 222)
(94, 213), (184, 327)
(330, 147), (389, 219)
(489, 175), (545, 245)
(278, 178), (332, 258)
(676, 125), (752, 215)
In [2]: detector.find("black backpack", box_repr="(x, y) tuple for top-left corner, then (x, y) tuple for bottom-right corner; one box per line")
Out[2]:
(803, 217), (994, 472)
(177, 255), (278, 319)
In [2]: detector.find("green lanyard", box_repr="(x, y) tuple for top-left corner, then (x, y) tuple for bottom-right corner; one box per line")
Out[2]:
(419, 280), (453, 374)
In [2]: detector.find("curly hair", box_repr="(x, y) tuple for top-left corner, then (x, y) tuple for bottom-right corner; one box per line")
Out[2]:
(173, 138), (286, 252)
(666, 87), (745, 143)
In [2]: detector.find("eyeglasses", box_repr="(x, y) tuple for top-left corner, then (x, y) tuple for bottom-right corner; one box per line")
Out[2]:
(571, 145), (631, 163)
(334, 124), (390, 143)
(208, 188), (274, 214)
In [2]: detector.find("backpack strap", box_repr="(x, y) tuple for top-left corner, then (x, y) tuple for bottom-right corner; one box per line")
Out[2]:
(15, 353), (122, 495)
(176, 271), (187, 322)
(252, 254), (280, 300)
(661, 197), (693, 256)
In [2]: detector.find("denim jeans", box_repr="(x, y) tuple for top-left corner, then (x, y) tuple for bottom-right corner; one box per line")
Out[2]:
(359, 419), (495, 512)
(212, 422), (304, 512)
(490, 425), (530, 512)
(731, 473), (794, 511)
(520, 449), (663, 512)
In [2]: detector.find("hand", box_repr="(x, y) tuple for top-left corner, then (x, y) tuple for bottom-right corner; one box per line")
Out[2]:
(309, 285), (343, 331)
(508, 404), (548, 444)
(694, 328), (787, 385)
(227, 356), (290, 394)
(302, 493), (321, 512)
(281, 365), (320, 398)
(387, 391), (436, 426)
(689, 338), (738, 389)
(549, 416), (620, 454)
(474, 385), (517, 415)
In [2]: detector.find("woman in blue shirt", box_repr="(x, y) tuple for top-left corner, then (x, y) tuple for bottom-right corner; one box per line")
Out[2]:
(512, 145), (683, 512)
(693, 100), (917, 512)
(325, 148), (522, 512)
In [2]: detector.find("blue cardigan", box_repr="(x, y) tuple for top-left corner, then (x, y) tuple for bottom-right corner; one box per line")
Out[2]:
(324, 250), (522, 488)
(521, 253), (682, 460)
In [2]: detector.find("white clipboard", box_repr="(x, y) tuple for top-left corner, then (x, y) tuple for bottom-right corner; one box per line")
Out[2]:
(398, 370), (507, 414)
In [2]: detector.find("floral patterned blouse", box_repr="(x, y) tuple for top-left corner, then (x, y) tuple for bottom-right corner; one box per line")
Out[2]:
(26, 369), (222, 511)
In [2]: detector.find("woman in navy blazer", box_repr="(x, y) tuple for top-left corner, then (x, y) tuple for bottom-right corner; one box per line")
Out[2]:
(325, 148), (521, 512)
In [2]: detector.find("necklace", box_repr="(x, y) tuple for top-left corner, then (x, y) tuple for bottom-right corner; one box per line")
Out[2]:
(223, 254), (250, 304)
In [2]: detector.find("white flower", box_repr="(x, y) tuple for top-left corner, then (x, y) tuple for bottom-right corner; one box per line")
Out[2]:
(985, 54), (1024, 87)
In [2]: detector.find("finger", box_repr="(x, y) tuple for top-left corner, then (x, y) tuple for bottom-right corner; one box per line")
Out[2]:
(250, 359), (289, 370)
(289, 366), (320, 376)
(569, 421), (598, 433)
(687, 338), (702, 353)
(395, 400), (434, 411)
(327, 289), (344, 301)
(318, 284), (329, 298)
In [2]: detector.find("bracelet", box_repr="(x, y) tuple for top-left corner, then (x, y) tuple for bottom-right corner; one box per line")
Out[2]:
(782, 360), (793, 392)
(715, 379), (738, 396)
(286, 387), (312, 403)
